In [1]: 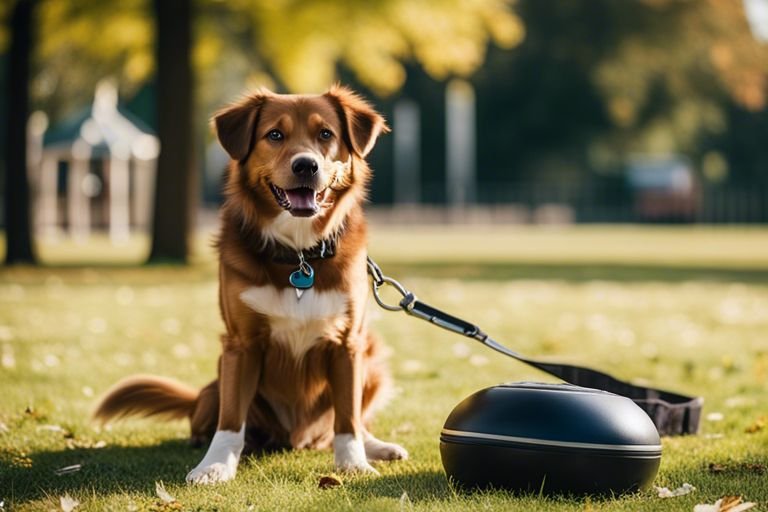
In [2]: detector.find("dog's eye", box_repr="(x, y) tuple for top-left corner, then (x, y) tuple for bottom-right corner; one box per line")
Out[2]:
(319, 129), (333, 141)
(267, 129), (284, 142)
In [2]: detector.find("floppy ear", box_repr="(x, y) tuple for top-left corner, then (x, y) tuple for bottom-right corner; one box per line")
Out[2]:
(324, 84), (389, 158)
(212, 92), (268, 162)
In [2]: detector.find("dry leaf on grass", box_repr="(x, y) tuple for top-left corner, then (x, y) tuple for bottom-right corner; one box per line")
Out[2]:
(54, 464), (82, 476)
(708, 462), (766, 475)
(400, 491), (413, 510)
(37, 424), (66, 434)
(60, 494), (79, 512)
(693, 496), (756, 512)
(155, 481), (176, 503)
(744, 416), (766, 433)
(656, 482), (696, 497)
(318, 474), (343, 489)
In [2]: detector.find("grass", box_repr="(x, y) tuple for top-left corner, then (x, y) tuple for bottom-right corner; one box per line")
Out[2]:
(1, 225), (767, 511)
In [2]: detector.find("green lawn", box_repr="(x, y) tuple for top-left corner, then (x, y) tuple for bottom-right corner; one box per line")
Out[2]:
(1, 226), (767, 511)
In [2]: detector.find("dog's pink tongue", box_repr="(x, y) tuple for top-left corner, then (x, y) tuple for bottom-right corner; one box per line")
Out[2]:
(285, 188), (318, 216)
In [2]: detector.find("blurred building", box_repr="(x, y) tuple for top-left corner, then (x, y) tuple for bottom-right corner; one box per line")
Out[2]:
(30, 81), (159, 242)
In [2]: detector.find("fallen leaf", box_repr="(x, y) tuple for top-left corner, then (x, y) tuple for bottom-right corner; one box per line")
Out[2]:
(54, 464), (82, 476)
(155, 481), (175, 503)
(656, 482), (696, 498)
(708, 462), (726, 473)
(318, 474), (343, 489)
(60, 494), (79, 512)
(742, 463), (766, 474)
(469, 354), (489, 366)
(400, 491), (413, 511)
(744, 416), (766, 434)
(65, 438), (106, 450)
(706, 412), (724, 422)
(707, 462), (766, 475)
(451, 342), (471, 358)
(37, 424), (66, 434)
(694, 496), (756, 512)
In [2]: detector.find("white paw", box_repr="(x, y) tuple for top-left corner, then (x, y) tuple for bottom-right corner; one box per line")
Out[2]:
(186, 425), (244, 485)
(339, 459), (380, 474)
(334, 433), (380, 475)
(186, 462), (236, 484)
(364, 436), (409, 461)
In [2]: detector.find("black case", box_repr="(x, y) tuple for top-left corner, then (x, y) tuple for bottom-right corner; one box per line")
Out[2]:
(440, 382), (662, 495)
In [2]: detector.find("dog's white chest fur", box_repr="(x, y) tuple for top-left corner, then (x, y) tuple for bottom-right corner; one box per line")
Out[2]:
(239, 286), (348, 357)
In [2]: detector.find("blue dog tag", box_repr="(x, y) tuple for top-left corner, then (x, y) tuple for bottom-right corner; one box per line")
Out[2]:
(289, 265), (314, 290)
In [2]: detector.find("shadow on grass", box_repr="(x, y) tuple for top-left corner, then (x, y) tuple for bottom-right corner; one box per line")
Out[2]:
(384, 262), (768, 283)
(3, 442), (453, 505)
(1, 440), (203, 503)
(345, 469), (452, 501)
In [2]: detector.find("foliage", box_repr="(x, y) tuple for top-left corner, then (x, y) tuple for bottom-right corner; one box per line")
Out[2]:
(239, 0), (522, 95)
(591, 0), (768, 157)
(32, 0), (152, 121)
(1, 0), (522, 123)
(468, 0), (768, 187)
(1, 226), (768, 510)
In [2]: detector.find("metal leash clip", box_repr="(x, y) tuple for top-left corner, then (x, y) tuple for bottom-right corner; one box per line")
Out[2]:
(366, 257), (415, 311)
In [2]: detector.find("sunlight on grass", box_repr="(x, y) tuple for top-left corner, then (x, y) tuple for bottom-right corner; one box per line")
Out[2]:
(1, 226), (767, 510)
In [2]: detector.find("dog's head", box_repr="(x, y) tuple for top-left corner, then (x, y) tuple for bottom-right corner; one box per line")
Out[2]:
(215, 85), (388, 228)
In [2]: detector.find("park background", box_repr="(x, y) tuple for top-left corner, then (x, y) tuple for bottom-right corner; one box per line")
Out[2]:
(1, 1), (768, 511)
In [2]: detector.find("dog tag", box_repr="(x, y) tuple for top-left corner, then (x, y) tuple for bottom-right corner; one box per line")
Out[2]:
(289, 263), (314, 300)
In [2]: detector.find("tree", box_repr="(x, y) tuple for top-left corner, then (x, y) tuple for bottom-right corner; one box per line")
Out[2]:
(3, 0), (36, 265)
(148, 0), (195, 263)
(2, 0), (523, 263)
(468, 0), (768, 189)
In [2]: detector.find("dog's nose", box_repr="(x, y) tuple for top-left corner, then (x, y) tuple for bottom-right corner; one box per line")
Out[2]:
(292, 156), (319, 177)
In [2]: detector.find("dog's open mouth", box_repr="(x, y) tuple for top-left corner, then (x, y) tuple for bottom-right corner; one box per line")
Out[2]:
(269, 183), (328, 217)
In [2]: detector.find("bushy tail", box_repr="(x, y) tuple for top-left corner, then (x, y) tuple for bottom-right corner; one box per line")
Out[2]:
(93, 375), (198, 423)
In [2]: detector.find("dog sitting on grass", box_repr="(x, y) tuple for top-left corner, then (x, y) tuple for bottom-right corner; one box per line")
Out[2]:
(94, 85), (407, 484)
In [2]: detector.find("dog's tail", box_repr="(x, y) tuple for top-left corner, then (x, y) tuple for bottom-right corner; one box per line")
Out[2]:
(93, 375), (199, 423)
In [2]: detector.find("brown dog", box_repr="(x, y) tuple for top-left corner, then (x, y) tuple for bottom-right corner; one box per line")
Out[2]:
(94, 85), (407, 484)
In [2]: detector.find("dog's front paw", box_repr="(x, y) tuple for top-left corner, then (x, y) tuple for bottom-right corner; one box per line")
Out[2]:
(186, 427), (244, 485)
(334, 433), (380, 475)
(186, 462), (237, 484)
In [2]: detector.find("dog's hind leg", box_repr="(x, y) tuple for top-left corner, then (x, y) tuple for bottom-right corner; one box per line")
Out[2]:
(189, 379), (219, 447)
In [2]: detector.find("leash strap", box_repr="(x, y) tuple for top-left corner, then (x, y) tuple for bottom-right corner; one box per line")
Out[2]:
(367, 257), (703, 436)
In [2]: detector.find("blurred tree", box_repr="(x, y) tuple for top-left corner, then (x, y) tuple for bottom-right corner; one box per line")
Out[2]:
(31, 0), (152, 123)
(231, 0), (523, 95)
(591, 0), (768, 160)
(3, 0), (37, 265)
(148, 0), (195, 263)
(0, 0), (523, 263)
(471, 0), (768, 190)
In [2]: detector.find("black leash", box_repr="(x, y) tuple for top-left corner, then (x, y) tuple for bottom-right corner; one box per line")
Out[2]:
(366, 257), (703, 436)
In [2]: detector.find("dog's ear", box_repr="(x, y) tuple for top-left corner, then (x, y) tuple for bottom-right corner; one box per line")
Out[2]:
(324, 84), (389, 158)
(212, 92), (269, 162)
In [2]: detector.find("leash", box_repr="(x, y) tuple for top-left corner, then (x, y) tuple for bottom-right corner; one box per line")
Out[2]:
(366, 257), (703, 436)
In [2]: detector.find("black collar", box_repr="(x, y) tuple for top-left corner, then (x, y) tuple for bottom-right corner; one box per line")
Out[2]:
(230, 210), (341, 265)
(267, 236), (337, 265)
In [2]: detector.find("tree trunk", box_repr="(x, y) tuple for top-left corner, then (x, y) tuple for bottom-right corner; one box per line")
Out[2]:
(148, 0), (195, 263)
(3, 0), (37, 265)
